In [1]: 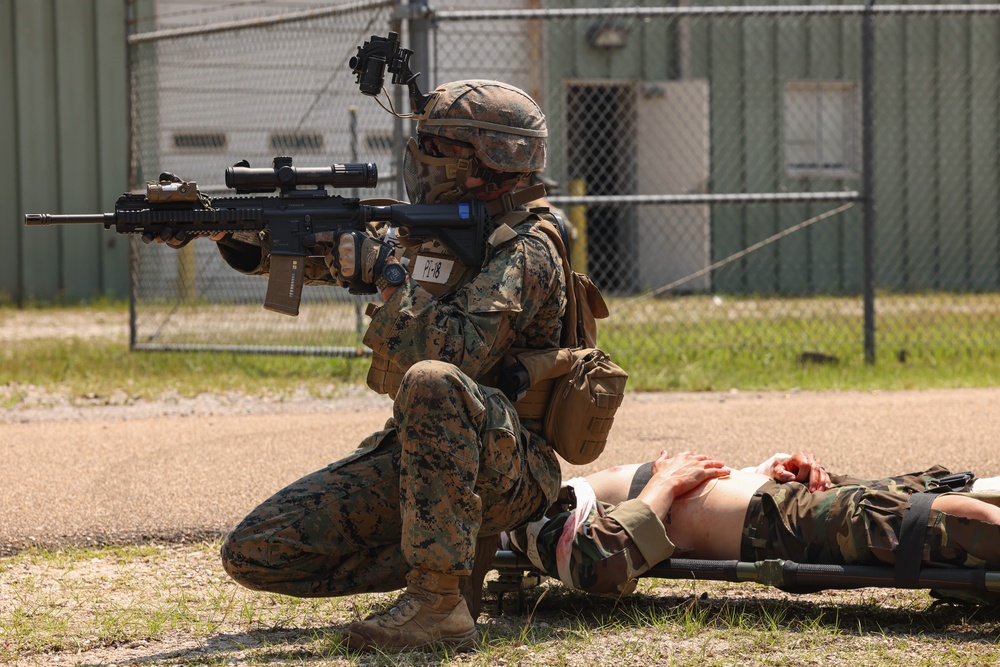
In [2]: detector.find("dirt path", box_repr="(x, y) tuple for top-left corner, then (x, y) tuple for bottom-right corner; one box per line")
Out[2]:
(2, 387), (998, 555)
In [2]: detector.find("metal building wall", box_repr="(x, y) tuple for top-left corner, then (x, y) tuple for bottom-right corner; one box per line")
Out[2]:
(1, 0), (129, 304)
(683, 12), (866, 296)
(876, 14), (1000, 293)
(683, 9), (1000, 297)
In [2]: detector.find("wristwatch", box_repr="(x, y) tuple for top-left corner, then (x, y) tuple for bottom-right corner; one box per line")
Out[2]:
(376, 262), (407, 292)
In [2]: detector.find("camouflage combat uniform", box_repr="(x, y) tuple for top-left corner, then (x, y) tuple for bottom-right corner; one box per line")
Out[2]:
(510, 466), (1000, 597)
(741, 467), (1000, 570)
(216, 214), (566, 597)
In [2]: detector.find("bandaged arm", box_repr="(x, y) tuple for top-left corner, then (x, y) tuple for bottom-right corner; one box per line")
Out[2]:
(507, 480), (675, 596)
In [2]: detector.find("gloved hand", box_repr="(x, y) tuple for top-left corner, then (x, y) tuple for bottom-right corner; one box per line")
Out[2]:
(141, 227), (194, 248)
(141, 229), (227, 248)
(324, 231), (397, 292)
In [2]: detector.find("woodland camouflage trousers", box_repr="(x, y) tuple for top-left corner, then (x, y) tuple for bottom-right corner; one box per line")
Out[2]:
(742, 466), (1000, 569)
(220, 360), (552, 597)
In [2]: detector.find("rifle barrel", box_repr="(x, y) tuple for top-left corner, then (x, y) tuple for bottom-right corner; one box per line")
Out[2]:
(24, 213), (113, 226)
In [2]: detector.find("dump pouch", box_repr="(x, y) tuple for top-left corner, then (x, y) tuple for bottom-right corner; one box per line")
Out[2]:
(543, 348), (626, 465)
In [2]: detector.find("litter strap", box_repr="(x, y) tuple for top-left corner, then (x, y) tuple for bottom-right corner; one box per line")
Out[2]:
(894, 492), (936, 587)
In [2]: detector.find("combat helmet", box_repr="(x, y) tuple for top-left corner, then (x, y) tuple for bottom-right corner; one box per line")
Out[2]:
(403, 79), (547, 204)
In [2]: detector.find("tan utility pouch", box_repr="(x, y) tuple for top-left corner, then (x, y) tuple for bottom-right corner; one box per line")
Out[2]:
(545, 348), (626, 465)
(507, 346), (627, 465)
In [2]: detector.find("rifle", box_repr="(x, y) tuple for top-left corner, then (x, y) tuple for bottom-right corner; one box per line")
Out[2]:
(25, 156), (488, 316)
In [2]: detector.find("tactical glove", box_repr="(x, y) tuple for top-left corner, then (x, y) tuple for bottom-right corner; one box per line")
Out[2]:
(141, 227), (196, 248)
(141, 229), (229, 249)
(325, 231), (402, 294)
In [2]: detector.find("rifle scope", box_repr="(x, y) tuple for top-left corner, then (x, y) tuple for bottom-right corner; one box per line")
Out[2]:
(226, 157), (377, 193)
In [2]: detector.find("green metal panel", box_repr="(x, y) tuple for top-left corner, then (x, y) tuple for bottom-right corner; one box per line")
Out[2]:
(936, 15), (973, 292)
(55, 0), (102, 301)
(806, 14), (847, 294)
(96, 0), (129, 296)
(639, 14), (678, 81)
(837, 14), (863, 295)
(742, 17), (780, 295)
(874, 16), (909, 291)
(709, 17), (747, 293)
(903, 17), (940, 290)
(0, 0), (18, 303)
(968, 16), (1000, 291)
(776, 14), (811, 294)
(16, 0), (61, 301)
(3, 0), (129, 303)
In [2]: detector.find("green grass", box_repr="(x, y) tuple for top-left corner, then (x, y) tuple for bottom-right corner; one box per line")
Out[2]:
(602, 291), (1000, 392)
(2, 337), (368, 402)
(608, 339), (1000, 393)
(3, 295), (998, 401)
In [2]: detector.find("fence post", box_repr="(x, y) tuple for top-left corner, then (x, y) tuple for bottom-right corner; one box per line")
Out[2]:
(568, 179), (588, 274)
(862, 0), (877, 364)
(396, 0), (434, 201)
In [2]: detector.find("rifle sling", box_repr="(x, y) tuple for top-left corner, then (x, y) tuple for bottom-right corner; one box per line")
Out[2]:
(485, 183), (547, 217)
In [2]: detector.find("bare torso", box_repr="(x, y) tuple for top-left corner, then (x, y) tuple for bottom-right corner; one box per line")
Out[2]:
(585, 465), (770, 561)
(664, 471), (769, 560)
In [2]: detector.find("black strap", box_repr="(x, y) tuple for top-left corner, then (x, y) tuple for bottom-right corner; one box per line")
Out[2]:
(932, 471), (975, 492)
(894, 492), (937, 587)
(628, 461), (654, 500)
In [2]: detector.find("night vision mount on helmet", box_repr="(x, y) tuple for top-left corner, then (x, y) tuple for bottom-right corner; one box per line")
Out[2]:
(350, 31), (434, 118)
(352, 34), (548, 206)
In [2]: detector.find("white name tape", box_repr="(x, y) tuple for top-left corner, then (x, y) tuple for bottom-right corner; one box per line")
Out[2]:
(412, 255), (455, 285)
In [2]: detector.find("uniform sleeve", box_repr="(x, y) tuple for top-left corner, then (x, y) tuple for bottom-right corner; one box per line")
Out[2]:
(363, 232), (563, 380)
(511, 498), (675, 596)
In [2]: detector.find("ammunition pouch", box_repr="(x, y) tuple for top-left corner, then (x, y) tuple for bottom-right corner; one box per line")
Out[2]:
(364, 302), (406, 398)
(366, 351), (406, 398)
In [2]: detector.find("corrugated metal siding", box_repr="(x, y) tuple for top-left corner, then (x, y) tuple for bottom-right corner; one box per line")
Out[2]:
(877, 14), (1000, 293)
(697, 9), (1000, 295)
(543, 2), (1000, 296)
(2, 0), (129, 303)
(692, 12), (866, 295)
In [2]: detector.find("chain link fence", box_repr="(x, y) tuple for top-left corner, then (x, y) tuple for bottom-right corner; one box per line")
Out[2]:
(127, 0), (1000, 369)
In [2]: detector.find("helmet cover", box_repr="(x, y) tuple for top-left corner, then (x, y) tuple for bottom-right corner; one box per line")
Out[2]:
(417, 79), (547, 174)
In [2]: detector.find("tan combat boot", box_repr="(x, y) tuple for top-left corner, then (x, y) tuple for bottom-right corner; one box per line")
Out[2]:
(344, 569), (478, 652)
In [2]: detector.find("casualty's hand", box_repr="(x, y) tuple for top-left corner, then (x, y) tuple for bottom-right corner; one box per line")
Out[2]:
(771, 452), (831, 492)
(636, 450), (731, 521)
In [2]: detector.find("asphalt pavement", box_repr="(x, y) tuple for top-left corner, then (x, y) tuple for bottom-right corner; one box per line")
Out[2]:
(2, 388), (998, 555)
